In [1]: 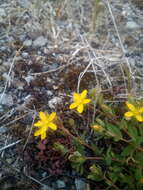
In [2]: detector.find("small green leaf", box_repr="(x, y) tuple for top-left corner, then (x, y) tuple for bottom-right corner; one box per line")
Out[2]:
(134, 152), (143, 165)
(69, 151), (86, 174)
(96, 118), (105, 127)
(119, 119), (128, 130)
(121, 145), (134, 157)
(73, 137), (85, 155)
(88, 164), (103, 181)
(128, 125), (138, 141)
(101, 104), (114, 115)
(106, 124), (122, 141)
(105, 146), (112, 165)
(135, 167), (142, 180)
(53, 142), (68, 155)
(68, 118), (75, 126)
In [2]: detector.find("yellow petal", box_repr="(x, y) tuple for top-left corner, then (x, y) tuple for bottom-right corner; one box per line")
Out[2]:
(135, 115), (143, 122)
(39, 112), (47, 121)
(70, 103), (78, 109)
(81, 90), (87, 99)
(34, 121), (43, 127)
(139, 107), (143, 113)
(124, 111), (133, 118)
(77, 104), (84, 113)
(41, 132), (46, 140)
(34, 129), (42, 136)
(49, 123), (57, 130)
(73, 92), (79, 101)
(83, 99), (91, 104)
(48, 112), (56, 122)
(126, 102), (135, 111)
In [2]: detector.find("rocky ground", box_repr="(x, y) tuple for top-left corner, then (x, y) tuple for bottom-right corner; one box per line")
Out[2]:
(0, 0), (143, 189)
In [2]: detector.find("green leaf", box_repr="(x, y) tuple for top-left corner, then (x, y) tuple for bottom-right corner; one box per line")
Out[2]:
(128, 125), (138, 141)
(135, 167), (142, 180)
(121, 145), (135, 157)
(119, 119), (128, 130)
(73, 137), (85, 155)
(88, 164), (103, 181)
(105, 146), (112, 165)
(53, 142), (69, 155)
(134, 152), (143, 165)
(69, 151), (86, 174)
(101, 104), (114, 115)
(91, 143), (103, 155)
(135, 136), (143, 146)
(96, 118), (105, 127)
(106, 124), (122, 141)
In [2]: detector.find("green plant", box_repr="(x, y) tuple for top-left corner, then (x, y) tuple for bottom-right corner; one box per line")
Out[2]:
(33, 90), (143, 189)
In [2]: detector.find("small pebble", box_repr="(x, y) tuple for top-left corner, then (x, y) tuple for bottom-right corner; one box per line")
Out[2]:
(33, 36), (48, 47)
(23, 39), (32, 47)
(75, 179), (87, 190)
(56, 180), (66, 188)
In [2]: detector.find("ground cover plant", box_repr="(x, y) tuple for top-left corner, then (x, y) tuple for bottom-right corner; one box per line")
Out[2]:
(31, 89), (143, 190)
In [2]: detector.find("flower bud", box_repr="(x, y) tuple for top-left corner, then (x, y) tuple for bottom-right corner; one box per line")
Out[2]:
(91, 125), (104, 133)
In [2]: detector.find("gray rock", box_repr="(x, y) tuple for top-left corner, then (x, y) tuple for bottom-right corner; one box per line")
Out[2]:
(42, 172), (47, 178)
(33, 36), (48, 47)
(0, 93), (13, 106)
(6, 158), (13, 164)
(2, 73), (12, 82)
(48, 97), (62, 109)
(22, 52), (29, 58)
(42, 185), (54, 190)
(0, 127), (8, 134)
(75, 179), (87, 190)
(0, 105), (3, 113)
(50, 63), (59, 70)
(23, 39), (32, 47)
(24, 75), (34, 85)
(56, 180), (66, 188)
(0, 65), (7, 73)
(46, 90), (53, 96)
(126, 21), (140, 30)
(0, 8), (6, 17)
(14, 80), (25, 90)
(18, 0), (31, 8)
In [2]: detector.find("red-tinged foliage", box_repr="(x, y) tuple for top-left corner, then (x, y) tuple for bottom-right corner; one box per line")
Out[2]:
(23, 135), (74, 176)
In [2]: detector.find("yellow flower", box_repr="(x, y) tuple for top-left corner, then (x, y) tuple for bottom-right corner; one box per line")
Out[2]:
(34, 112), (57, 140)
(69, 90), (91, 113)
(124, 102), (143, 122)
(91, 125), (104, 132)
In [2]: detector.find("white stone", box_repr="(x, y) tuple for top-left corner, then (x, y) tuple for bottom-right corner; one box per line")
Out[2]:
(23, 39), (32, 47)
(126, 21), (140, 30)
(0, 93), (13, 106)
(33, 36), (48, 47)
(48, 97), (62, 109)
(24, 76), (34, 85)
(0, 8), (6, 17)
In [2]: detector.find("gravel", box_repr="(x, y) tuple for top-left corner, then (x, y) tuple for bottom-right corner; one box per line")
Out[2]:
(23, 39), (32, 47)
(33, 36), (48, 47)
(0, 93), (13, 106)
(75, 179), (87, 190)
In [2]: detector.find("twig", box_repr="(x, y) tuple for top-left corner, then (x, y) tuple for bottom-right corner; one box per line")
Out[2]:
(22, 113), (36, 151)
(0, 46), (24, 104)
(106, 0), (135, 92)
(0, 139), (22, 152)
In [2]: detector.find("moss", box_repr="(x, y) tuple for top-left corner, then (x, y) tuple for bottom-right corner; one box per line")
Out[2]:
(59, 66), (95, 92)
